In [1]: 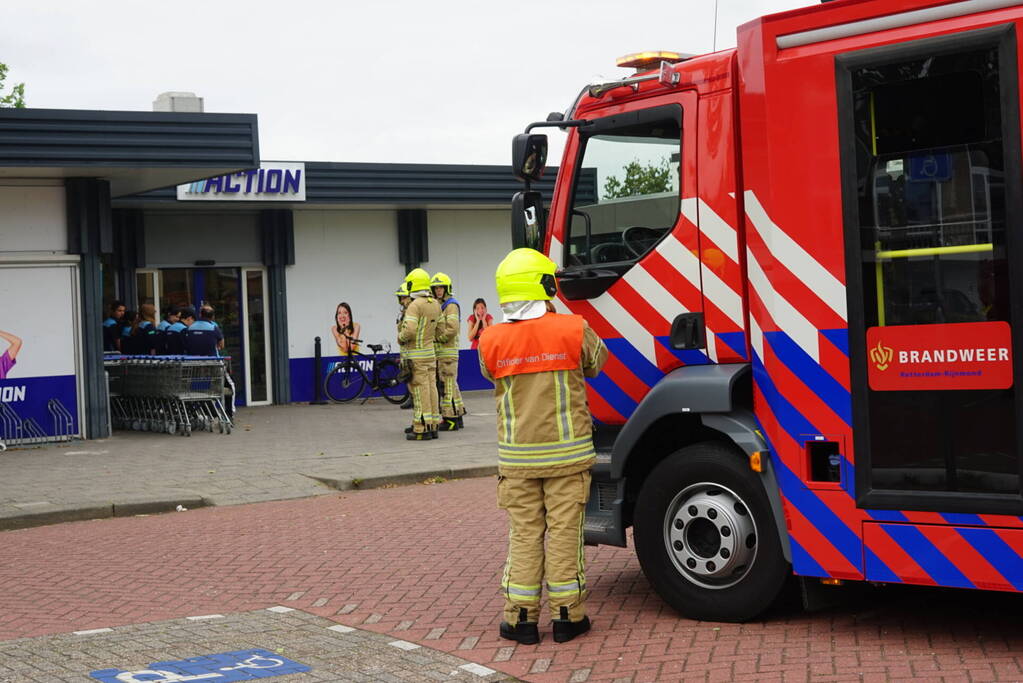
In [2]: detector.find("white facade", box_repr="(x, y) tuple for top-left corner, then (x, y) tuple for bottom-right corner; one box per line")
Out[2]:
(286, 208), (511, 359)
(0, 181), (67, 255)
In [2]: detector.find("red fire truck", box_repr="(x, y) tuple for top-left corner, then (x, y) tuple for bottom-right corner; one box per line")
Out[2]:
(510, 0), (1023, 622)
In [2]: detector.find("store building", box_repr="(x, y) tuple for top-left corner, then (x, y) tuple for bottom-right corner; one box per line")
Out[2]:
(0, 101), (595, 440)
(113, 162), (576, 406)
(0, 106), (260, 441)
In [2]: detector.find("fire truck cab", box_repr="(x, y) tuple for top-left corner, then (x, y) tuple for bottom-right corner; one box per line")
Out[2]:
(511, 0), (1023, 622)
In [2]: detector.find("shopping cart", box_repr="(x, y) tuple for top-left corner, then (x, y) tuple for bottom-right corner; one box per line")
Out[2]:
(107, 355), (233, 436)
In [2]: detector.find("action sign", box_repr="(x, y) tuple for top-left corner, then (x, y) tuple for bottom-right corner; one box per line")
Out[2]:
(866, 321), (1013, 391)
(90, 648), (310, 682)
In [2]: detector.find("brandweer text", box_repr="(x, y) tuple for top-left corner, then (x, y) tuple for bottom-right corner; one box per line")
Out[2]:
(898, 347), (1009, 364)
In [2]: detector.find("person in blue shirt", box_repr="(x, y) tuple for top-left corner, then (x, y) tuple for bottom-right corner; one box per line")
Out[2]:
(182, 307), (224, 357)
(102, 300), (126, 352)
(157, 307), (179, 333)
(124, 303), (159, 355)
(155, 307), (179, 354)
(117, 310), (138, 353)
(199, 305), (224, 351)
(163, 307), (191, 355)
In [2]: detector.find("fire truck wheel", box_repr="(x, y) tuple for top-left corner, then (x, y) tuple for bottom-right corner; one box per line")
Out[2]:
(633, 441), (789, 622)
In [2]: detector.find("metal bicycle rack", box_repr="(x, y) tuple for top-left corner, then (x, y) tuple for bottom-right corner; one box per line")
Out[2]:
(0, 397), (75, 451)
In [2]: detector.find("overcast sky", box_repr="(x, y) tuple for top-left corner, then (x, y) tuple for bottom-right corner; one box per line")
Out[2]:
(1, 0), (809, 166)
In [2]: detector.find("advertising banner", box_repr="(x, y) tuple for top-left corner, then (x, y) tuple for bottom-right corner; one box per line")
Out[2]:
(0, 264), (79, 438)
(866, 321), (1013, 391)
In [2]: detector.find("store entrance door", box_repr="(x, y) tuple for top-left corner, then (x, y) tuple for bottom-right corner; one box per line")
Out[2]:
(137, 267), (272, 406)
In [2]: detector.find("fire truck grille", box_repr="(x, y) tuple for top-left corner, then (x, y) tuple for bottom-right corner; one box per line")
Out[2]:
(597, 483), (616, 512)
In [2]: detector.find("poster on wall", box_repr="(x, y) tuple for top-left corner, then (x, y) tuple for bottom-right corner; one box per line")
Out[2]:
(0, 264), (79, 439)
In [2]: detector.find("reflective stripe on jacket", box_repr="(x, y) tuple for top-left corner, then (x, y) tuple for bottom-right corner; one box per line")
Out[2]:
(434, 296), (460, 358)
(399, 296), (440, 359)
(479, 312), (607, 478)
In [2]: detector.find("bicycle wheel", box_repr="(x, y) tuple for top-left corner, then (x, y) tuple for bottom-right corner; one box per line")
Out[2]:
(376, 358), (410, 404)
(324, 360), (366, 403)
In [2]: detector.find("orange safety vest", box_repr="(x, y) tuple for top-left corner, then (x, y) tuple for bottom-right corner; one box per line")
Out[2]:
(479, 313), (584, 379)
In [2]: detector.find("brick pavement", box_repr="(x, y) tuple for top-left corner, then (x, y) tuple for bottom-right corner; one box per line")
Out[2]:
(3, 477), (1023, 681)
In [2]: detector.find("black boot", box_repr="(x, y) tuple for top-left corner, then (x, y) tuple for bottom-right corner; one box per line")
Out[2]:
(552, 607), (590, 643)
(499, 608), (539, 645)
(406, 430), (430, 440)
(441, 417), (459, 431)
(455, 415), (464, 429)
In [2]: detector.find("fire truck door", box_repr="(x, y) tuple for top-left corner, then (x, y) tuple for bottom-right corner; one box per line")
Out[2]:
(556, 93), (708, 383)
(838, 28), (1023, 511)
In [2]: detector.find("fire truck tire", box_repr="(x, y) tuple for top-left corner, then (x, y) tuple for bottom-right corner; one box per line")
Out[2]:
(633, 441), (789, 622)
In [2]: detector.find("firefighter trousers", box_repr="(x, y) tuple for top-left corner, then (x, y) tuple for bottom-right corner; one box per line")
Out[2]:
(497, 470), (591, 623)
(409, 356), (439, 433)
(437, 355), (465, 418)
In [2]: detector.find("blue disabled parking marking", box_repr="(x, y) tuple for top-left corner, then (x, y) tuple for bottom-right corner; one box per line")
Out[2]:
(90, 648), (310, 682)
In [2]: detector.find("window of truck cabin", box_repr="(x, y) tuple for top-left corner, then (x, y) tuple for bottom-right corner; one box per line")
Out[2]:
(565, 107), (681, 268)
(838, 26), (1023, 511)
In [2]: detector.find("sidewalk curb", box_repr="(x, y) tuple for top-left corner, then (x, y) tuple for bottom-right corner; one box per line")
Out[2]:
(0, 492), (207, 532)
(307, 464), (498, 491)
(0, 503), (113, 531)
(112, 494), (207, 517)
(0, 468), (497, 532)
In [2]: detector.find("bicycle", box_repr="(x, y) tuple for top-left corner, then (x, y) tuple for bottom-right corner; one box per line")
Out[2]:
(323, 336), (409, 404)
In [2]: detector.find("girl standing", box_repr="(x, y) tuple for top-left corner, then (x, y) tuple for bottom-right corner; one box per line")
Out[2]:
(467, 298), (493, 350)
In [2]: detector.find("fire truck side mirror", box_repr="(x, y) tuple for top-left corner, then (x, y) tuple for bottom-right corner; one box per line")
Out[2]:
(512, 133), (548, 182)
(511, 190), (546, 251)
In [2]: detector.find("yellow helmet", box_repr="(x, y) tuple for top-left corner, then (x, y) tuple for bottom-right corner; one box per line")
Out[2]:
(394, 281), (408, 298)
(430, 272), (453, 295)
(405, 268), (431, 293)
(495, 248), (558, 304)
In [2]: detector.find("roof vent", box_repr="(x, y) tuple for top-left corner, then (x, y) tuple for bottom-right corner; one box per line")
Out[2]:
(153, 92), (204, 113)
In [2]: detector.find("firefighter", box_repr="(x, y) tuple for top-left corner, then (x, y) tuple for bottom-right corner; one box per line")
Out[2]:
(430, 272), (466, 430)
(395, 282), (413, 410)
(398, 268), (441, 439)
(478, 248), (608, 645)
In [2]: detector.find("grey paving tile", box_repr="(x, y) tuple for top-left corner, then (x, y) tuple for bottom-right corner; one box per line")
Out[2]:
(0, 393), (499, 532)
(0, 608), (516, 682)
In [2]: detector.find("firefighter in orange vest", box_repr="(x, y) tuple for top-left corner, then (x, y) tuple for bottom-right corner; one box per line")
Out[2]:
(430, 272), (466, 430)
(399, 268), (441, 439)
(478, 248), (608, 644)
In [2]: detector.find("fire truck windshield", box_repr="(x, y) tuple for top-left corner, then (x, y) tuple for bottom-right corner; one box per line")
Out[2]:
(565, 110), (681, 268)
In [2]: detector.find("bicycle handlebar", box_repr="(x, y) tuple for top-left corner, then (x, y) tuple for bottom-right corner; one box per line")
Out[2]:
(343, 335), (364, 344)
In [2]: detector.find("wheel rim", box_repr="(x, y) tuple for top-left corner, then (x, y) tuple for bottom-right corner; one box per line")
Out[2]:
(663, 481), (758, 589)
(377, 360), (409, 404)
(324, 364), (364, 402)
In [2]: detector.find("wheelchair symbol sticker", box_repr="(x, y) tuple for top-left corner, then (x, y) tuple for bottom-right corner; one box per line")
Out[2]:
(90, 648), (310, 682)
(907, 152), (952, 182)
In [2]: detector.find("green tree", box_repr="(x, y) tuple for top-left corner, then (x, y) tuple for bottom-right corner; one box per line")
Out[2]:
(0, 63), (26, 108)
(603, 158), (672, 199)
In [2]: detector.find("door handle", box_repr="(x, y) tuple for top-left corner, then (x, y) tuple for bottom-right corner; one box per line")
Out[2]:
(670, 313), (706, 350)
